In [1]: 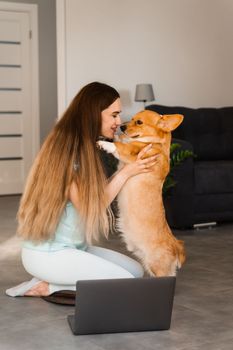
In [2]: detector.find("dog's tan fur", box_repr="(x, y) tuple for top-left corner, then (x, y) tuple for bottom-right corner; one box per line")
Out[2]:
(99, 110), (186, 276)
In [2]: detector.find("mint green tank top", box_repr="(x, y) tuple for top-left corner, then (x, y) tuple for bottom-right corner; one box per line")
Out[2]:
(23, 202), (87, 252)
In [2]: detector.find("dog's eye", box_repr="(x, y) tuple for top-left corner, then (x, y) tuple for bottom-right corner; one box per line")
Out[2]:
(136, 120), (143, 125)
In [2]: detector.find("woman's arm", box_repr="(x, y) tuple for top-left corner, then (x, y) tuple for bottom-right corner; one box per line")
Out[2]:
(70, 144), (158, 208)
(69, 181), (80, 211)
(105, 144), (158, 205)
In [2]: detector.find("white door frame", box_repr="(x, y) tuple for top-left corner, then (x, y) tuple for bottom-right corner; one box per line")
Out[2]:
(56, 0), (66, 116)
(0, 1), (39, 157)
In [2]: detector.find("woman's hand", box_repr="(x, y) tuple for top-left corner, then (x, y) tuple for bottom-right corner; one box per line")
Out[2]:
(105, 144), (158, 205)
(120, 144), (159, 179)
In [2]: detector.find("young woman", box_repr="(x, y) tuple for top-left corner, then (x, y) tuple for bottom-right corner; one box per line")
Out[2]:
(6, 82), (157, 298)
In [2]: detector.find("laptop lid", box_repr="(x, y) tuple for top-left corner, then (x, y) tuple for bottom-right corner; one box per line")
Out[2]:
(67, 277), (176, 335)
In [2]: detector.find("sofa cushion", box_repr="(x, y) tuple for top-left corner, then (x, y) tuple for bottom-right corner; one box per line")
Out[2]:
(195, 160), (233, 194)
(194, 193), (233, 221)
(146, 104), (233, 161)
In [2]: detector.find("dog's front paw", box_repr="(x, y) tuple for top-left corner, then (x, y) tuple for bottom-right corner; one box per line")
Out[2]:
(97, 141), (119, 159)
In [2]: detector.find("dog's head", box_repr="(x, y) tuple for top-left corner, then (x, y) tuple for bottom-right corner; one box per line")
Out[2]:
(120, 110), (183, 142)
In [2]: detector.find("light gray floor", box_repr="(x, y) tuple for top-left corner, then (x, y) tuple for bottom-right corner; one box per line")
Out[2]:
(0, 195), (233, 350)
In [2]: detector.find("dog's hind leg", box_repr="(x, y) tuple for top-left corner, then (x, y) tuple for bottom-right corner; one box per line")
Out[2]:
(144, 250), (177, 277)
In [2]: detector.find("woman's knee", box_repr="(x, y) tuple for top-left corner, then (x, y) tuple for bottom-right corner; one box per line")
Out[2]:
(87, 245), (144, 277)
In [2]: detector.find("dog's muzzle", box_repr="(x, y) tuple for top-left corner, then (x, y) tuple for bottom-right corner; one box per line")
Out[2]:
(120, 124), (127, 132)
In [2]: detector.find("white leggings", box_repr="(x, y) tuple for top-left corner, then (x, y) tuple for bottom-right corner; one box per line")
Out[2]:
(22, 246), (144, 294)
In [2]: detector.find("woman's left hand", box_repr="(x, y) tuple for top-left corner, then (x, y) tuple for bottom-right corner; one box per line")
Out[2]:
(120, 144), (159, 179)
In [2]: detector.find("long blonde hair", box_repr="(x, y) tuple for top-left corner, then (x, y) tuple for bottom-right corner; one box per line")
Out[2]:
(17, 82), (120, 244)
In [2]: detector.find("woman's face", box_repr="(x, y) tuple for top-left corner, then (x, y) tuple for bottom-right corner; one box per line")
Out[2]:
(101, 98), (122, 139)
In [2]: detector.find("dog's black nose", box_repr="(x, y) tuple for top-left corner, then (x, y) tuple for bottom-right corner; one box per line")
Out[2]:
(120, 124), (127, 132)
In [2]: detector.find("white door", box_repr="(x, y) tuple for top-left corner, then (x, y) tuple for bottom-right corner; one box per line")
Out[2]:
(0, 7), (39, 195)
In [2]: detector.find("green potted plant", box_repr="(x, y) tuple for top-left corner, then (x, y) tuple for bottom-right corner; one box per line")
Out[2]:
(162, 142), (195, 228)
(163, 143), (195, 196)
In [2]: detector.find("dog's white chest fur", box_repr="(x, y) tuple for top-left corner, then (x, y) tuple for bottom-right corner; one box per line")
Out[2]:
(97, 141), (119, 158)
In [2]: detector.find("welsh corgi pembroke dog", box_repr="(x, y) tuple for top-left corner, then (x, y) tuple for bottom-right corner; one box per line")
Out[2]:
(98, 110), (186, 276)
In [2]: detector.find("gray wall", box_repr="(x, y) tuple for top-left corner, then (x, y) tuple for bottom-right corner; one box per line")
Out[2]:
(4, 0), (57, 143)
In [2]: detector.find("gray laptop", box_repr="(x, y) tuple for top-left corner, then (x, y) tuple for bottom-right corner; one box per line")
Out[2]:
(67, 277), (176, 335)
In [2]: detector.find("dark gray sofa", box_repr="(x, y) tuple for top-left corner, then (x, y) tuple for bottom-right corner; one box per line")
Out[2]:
(146, 104), (233, 228)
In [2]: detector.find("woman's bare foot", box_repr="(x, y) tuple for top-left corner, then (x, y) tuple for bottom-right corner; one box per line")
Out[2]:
(24, 281), (50, 297)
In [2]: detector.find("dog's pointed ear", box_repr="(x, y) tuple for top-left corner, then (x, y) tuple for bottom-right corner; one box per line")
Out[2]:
(157, 114), (183, 132)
